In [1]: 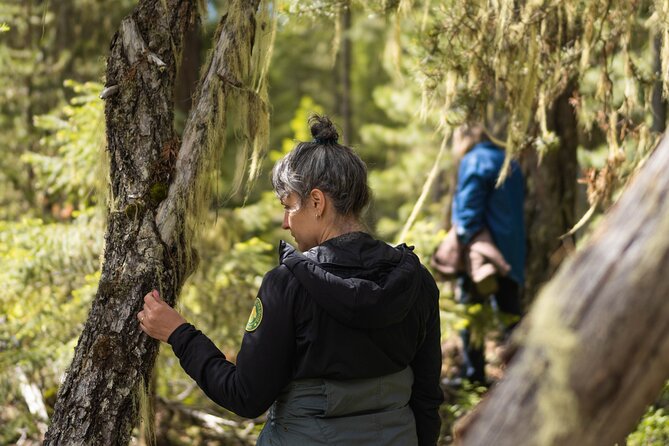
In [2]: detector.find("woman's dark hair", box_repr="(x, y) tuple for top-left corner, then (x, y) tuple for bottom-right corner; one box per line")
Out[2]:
(272, 114), (371, 217)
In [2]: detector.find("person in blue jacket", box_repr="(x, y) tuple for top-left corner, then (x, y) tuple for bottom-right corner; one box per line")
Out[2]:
(451, 123), (525, 385)
(137, 115), (444, 445)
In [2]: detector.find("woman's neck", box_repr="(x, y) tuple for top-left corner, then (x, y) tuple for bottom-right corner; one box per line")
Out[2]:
(318, 217), (365, 245)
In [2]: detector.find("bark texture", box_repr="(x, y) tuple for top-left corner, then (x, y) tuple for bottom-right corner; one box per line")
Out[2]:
(456, 133), (669, 446)
(46, 0), (265, 441)
(44, 1), (197, 444)
(522, 83), (579, 303)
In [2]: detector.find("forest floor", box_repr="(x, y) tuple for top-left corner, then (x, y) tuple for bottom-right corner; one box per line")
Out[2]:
(438, 332), (509, 445)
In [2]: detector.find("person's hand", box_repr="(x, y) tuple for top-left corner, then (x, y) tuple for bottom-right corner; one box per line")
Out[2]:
(137, 290), (187, 342)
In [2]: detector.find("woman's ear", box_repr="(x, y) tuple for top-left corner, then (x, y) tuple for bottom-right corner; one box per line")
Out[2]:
(309, 189), (326, 218)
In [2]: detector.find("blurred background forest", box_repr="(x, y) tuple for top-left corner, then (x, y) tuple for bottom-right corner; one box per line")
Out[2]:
(1, 0), (669, 444)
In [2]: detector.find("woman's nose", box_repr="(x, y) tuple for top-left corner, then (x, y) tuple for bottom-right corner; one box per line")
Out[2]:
(282, 212), (290, 230)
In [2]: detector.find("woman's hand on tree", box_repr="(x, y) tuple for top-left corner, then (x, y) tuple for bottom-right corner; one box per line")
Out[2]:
(137, 289), (186, 342)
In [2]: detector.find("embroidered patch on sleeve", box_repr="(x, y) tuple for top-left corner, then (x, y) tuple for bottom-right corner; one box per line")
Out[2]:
(245, 297), (263, 332)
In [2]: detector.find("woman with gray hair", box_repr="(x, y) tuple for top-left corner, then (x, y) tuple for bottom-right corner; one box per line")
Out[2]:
(137, 115), (443, 445)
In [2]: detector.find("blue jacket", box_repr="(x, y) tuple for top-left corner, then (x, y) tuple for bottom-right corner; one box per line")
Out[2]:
(451, 142), (526, 285)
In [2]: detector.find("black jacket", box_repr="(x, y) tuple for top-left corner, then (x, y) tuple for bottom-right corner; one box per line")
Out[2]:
(169, 232), (443, 445)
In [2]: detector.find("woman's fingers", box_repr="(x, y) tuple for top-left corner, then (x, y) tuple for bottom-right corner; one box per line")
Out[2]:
(137, 289), (183, 342)
(144, 292), (159, 309)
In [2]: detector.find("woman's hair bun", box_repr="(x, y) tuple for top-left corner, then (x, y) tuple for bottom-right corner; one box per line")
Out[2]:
(309, 114), (339, 144)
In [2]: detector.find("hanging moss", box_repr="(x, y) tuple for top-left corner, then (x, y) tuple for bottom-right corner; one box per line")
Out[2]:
(155, 0), (273, 279)
(137, 375), (156, 446)
(385, 0), (668, 201)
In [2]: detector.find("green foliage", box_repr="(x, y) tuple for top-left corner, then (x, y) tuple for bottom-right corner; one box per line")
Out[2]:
(268, 2), (392, 150)
(0, 215), (101, 365)
(629, 407), (669, 446)
(360, 78), (452, 246)
(0, 0), (133, 220)
(272, 95), (325, 160)
(0, 80), (106, 373)
(0, 78), (105, 441)
(408, 0), (662, 193)
(280, 0), (342, 19)
(22, 80), (106, 209)
(0, 199), (103, 442)
(628, 382), (669, 446)
(2, 1), (669, 444)
(439, 383), (486, 444)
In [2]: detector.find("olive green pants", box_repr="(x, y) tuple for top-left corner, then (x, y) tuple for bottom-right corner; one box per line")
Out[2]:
(257, 367), (418, 446)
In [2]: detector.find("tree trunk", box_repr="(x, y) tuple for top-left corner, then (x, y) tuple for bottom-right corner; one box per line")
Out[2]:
(44, 1), (197, 444)
(521, 83), (579, 303)
(24, 0), (37, 209)
(339, 0), (353, 145)
(455, 133), (669, 446)
(45, 0), (265, 441)
(174, 17), (202, 117)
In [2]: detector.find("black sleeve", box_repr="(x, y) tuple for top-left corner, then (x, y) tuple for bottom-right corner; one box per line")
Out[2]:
(409, 273), (444, 446)
(168, 266), (297, 418)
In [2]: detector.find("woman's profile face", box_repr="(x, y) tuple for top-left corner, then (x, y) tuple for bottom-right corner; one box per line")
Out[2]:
(280, 192), (321, 251)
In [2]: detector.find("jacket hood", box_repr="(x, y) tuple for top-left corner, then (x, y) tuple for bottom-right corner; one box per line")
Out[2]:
(279, 232), (424, 329)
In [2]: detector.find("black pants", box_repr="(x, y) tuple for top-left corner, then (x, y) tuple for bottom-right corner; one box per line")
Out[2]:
(456, 275), (522, 384)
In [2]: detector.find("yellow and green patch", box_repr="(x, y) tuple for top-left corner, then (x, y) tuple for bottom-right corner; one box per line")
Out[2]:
(245, 297), (263, 332)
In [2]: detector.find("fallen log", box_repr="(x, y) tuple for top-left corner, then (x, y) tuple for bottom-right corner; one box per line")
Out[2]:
(456, 134), (669, 445)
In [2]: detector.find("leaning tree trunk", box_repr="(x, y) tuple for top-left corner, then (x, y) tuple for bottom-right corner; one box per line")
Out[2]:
(44, 0), (265, 443)
(455, 133), (669, 445)
(521, 82), (579, 304)
(43, 1), (197, 444)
